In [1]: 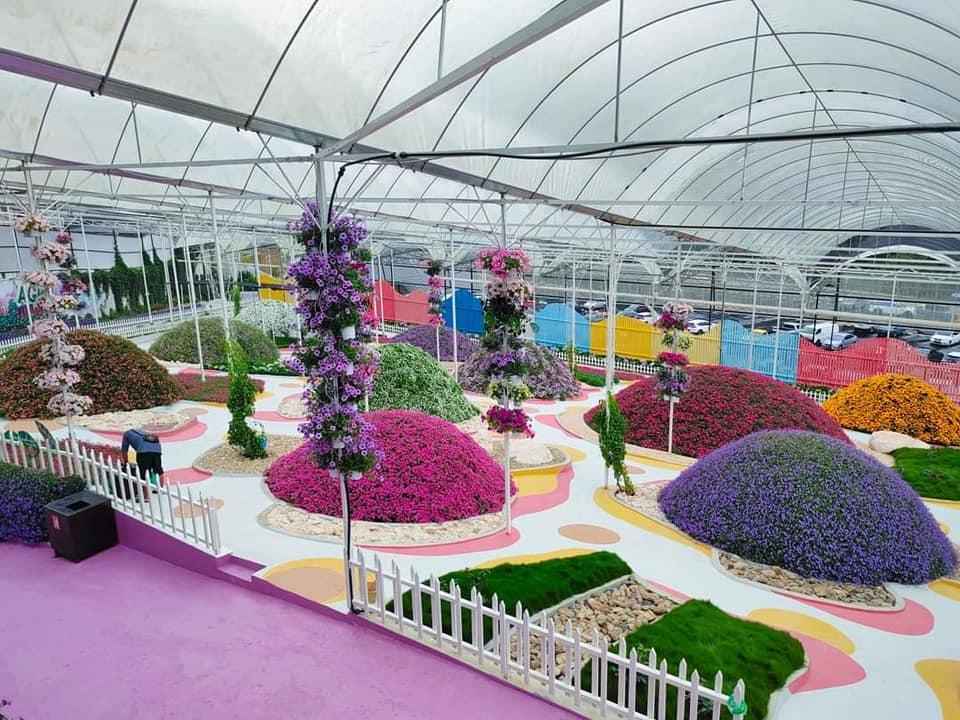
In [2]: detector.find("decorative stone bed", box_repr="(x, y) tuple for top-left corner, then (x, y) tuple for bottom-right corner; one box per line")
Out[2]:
(277, 395), (306, 419)
(194, 434), (302, 476)
(610, 483), (901, 609)
(510, 575), (679, 675)
(258, 497), (509, 546)
(457, 415), (571, 470)
(69, 409), (195, 434)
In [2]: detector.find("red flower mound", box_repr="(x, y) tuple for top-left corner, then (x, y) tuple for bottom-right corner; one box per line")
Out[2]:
(585, 365), (849, 458)
(265, 409), (514, 523)
(0, 330), (182, 419)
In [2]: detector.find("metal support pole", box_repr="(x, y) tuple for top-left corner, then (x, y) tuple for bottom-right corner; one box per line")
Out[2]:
(11, 226), (34, 327)
(437, 0), (448, 80)
(613, 0), (624, 141)
(772, 269), (785, 379)
(886, 275), (898, 338)
(570, 256), (577, 354)
(181, 212), (205, 381)
(450, 230), (459, 380)
(747, 265), (760, 370)
(252, 228), (261, 300)
(78, 216), (100, 330)
(137, 223), (154, 322)
(605, 225), (617, 391)
(158, 232), (174, 320)
(167, 221), (184, 321)
(208, 191), (231, 341)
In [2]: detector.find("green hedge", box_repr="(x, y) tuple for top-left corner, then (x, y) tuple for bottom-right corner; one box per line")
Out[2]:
(388, 552), (631, 645)
(370, 343), (478, 423)
(0, 461), (85, 543)
(149, 317), (278, 366)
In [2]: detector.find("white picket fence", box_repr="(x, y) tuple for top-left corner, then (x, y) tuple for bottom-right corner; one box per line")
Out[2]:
(0, 436), (222, 554)
(349, 550), (747, 720)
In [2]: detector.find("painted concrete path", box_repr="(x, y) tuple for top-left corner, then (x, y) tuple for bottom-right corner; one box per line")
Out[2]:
(0, 543), (576, 720)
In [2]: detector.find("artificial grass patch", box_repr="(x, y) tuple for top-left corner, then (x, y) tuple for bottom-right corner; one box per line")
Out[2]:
(575, 367), (617, 387)
(584, 600), (804, 720)
(175, 373), (265, 404)
(388, 551), (631, 644)
(893, 447), (960, 501)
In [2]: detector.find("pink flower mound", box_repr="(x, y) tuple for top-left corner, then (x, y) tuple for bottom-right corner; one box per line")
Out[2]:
(585, 365), (849, 458)
(265, 410), (514, 523)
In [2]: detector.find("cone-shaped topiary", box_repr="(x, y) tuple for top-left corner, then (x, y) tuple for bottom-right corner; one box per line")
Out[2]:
(0, 330), (182, 419)
(370, 343), (478, 423)
(460, 342), (580, 399)
(149, 317), (278, 366)
(226, 341), (266, 459)
(387, 324), (478, 362)
(823, 374), (960, 446)
(660, 430), (957, 585)
(265, 409), (513, 522)
(586, 365), (848, 457)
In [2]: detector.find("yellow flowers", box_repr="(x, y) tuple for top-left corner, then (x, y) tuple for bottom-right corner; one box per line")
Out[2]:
(823, 374), (960, 446)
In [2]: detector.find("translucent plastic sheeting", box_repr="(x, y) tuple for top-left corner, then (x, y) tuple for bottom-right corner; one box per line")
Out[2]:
(1, 0), (960, 261)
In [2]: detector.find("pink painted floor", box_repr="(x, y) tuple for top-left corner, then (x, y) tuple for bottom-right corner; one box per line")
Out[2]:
(0, 543), (575, 720)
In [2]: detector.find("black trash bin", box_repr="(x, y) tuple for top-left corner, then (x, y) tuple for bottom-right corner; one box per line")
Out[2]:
(44, 490), (118, 562)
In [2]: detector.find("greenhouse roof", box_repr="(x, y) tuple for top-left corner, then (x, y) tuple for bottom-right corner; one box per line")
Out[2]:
(1, 0), (960, 270)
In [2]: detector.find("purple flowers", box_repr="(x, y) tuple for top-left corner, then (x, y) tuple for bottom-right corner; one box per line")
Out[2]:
(483, 406), (534, 437)
(288, 209), (378, 474)
(461, 343), (580, 399)
(387, 324), (478, 362)
(659, 430), (958, 585)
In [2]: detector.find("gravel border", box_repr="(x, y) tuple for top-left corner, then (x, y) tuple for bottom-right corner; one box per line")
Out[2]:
(193, 434), (302, 476)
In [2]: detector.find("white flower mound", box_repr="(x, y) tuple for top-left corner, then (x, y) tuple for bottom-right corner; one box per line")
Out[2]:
(237, 300), (297, 336)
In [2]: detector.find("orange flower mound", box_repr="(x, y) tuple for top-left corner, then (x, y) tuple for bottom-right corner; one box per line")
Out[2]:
(823, 374), (960, 446)
(0, 330), (183, 419)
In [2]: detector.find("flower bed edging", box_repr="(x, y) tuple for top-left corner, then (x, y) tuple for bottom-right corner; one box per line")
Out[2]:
(257, 476), (518, 548)
(710, 549), (903, 612)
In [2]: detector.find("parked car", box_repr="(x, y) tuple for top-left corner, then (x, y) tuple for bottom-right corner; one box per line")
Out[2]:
(851, 324), (878, 337)
(619, 304), (653, 322)
(824, 332), (858, 350)
(944, 351), (960, 364)
(779, 321), (802, 333)
(579, 300), (607, 322)
(686, 319), (716, 335)
(930, 330), (960, 347)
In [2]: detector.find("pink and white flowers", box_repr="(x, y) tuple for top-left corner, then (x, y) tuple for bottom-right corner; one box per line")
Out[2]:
(474, 248), (531, 279)
(34, 368), (81, 391)
(31, 240), (73, 266)
(13, 215), (51, 234)
(47, 392), (93, 417)
(30, 318), (70, 339)
(40, 342), (85, 366)
(21, 270), (58, 288)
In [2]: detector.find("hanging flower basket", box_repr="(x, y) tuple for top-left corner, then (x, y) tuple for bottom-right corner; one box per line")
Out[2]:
(482, 405), (534, 437)
(341, 325), (356, 340)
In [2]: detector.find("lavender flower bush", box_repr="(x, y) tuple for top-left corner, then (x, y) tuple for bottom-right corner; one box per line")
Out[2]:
(460, 342), (580, 399)
(387, 324), (477, 362)
(0, 461), (85, 542)
(659, 430), (957, 585)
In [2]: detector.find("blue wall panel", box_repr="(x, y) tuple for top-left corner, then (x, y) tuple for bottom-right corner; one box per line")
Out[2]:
(442, 289), (484, 335)
(719, 319), (799, 383)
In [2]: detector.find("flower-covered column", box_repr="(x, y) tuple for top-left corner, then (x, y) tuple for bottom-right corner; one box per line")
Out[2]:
(16, 216), (93, 448)
(475, 248), (534, 533)
(424, 258), (444, 360)
(286, 204), (379, 608)
(286, 205), (379, 480)
(653, 301), (693, 454)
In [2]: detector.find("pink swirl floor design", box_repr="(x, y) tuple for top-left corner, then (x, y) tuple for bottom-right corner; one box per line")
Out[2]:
(94, 420), (208, 443)
(533, 414), (582, 440)
(163, 467), (213, 485)
(788, 634), (866, 693)
(513, 464), (574, 518)
(780, 595), (934, 636)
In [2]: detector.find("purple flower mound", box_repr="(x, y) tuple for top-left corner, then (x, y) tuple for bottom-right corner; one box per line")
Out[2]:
(387, 324), (478, 362)
(460, 343), (581, 400)
(659, 430), (957, 585)
(265, 410), (514, 523)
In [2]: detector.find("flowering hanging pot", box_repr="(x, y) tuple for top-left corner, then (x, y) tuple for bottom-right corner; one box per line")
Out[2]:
(341, 325), (356, 340)
(509, 374), (522, 386)
(349, 470), (363, 481)
(332, 438), (345, 450)
(344, 362), (355, 376)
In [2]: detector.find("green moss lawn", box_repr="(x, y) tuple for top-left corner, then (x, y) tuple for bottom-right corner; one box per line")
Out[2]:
(893, 447), (960, 501)
(388, 551), (630, 644)
(585, 600), (804, 720)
